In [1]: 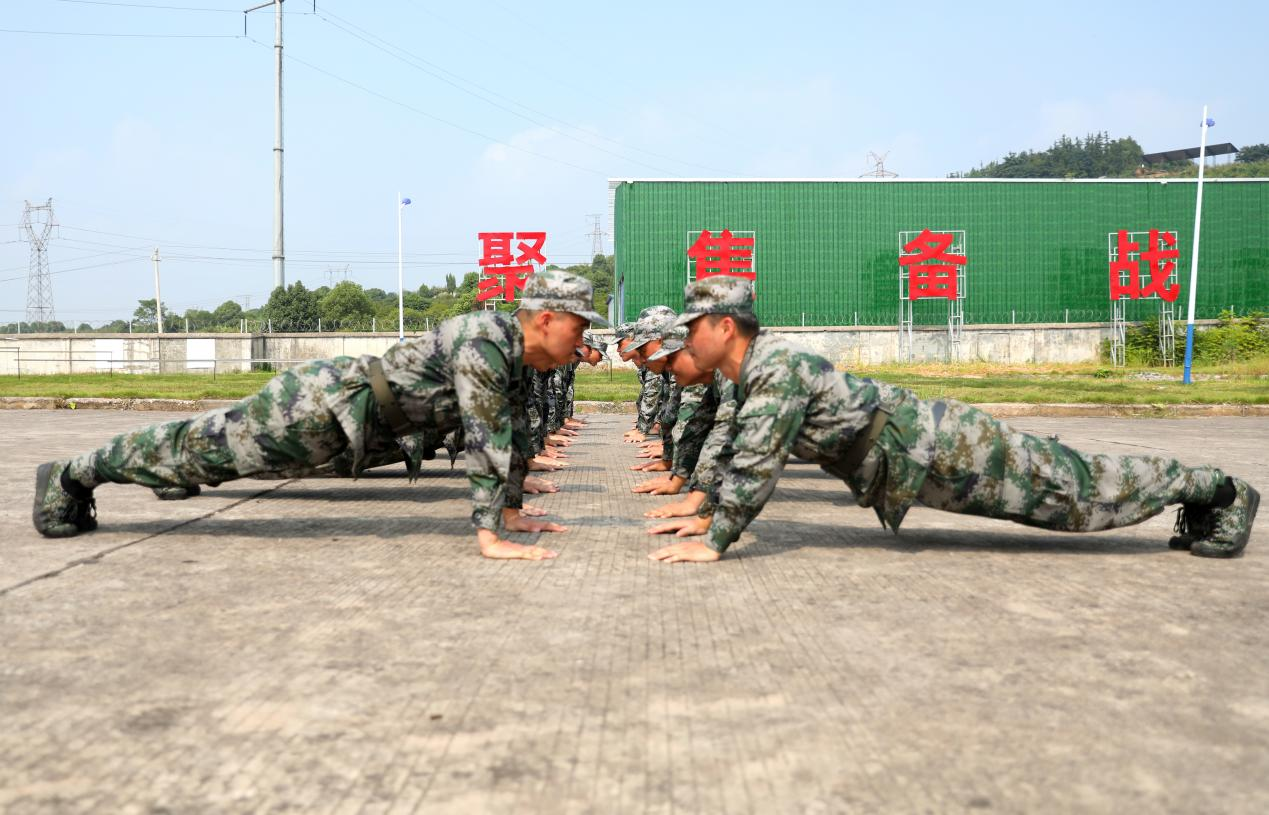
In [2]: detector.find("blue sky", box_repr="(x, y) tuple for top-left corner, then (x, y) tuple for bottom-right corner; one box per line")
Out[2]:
(3, 0), (1265, 324)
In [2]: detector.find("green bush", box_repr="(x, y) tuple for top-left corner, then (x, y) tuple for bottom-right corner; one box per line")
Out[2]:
(1100, 311), (1269, 366)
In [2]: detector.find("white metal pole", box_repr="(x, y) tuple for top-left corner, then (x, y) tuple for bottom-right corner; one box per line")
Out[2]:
(397, 192), (405, 341)
(152, 247), (164, 334)
(1182, 106), (1211, 384)
(273, 0), (285, 290)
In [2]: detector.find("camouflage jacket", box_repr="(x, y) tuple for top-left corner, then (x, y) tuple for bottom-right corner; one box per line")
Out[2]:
(704, 331), (937, 553)
(635, 369), (665, 434)
(685, 371), (738, 489)
(334, 311), (531, 533)
(657, 377), (684, 463)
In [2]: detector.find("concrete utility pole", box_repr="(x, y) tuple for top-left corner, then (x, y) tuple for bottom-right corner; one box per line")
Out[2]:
(244, 0), (286, 291)
(152, 248), (164, 334)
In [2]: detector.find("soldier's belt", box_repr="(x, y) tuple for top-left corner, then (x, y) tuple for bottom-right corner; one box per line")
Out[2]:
(367, 358), (414, 436)
(840, 407), (892, 475)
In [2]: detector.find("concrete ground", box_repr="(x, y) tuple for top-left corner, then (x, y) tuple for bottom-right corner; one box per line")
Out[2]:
(1, 410), (1266, 814)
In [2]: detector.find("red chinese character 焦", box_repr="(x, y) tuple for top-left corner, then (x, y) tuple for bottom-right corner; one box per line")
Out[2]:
(477, 265), (533, 303)
(1140, 229), (1180, 302)
(687, 228), (756, 281)
(900, 229), (965, 301)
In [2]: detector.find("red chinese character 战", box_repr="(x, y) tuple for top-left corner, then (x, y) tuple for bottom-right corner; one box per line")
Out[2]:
(1109, 230), (1180, 302)
(687, 228), (756, 281)
(1140, 229), (1180, 302)
(900, 229), (965, 300)
(476, 231), (547, 302)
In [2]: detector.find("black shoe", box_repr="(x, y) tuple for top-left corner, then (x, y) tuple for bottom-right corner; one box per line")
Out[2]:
(33, 461), (97, 538)
(1191, 478), (1260, 559)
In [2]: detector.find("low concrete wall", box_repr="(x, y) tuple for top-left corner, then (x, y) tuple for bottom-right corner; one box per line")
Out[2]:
(1, 322), (1209, 375)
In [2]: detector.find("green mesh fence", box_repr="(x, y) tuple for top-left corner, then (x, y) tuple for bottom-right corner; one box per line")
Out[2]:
(613, 180), (1269, 326)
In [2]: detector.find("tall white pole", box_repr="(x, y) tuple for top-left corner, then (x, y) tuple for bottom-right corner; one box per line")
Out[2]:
(1182, 106), (1211, 384)
(152, 247), (164, 334)
(397, 192), (405, 341)
(272, 0), (285, 291)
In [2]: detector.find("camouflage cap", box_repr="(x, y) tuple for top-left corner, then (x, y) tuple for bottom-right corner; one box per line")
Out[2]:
(628, 306), (678, 351)
(613, 322), (636, 341)
(517, 269), (609, 327)
(672, 276), (754, 328)
(646, 324), (687, 362)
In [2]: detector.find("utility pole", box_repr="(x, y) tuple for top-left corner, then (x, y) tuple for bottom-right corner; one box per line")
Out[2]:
(152, 248), (164, 333)
(244, 0), (286, 291)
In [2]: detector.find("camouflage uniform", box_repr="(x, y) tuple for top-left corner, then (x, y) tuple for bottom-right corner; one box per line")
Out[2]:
(630, 306), (676, 434)
(673, 277), (1255, 558)
(36, 270), (607, 538)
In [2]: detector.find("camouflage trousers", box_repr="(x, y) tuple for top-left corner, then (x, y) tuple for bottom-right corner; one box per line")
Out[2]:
(65, 360), (400, 489)
(844, 399), (1225, 534)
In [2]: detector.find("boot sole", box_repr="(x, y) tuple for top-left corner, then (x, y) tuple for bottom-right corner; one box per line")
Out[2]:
(1192, 485), (1260, 558)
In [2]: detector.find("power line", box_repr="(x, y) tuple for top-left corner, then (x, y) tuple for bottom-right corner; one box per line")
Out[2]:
(314, 8), (741, 177)
(48, 0), (306, 11)
(0, 27), (239, 37)
(242, 35), (613, 179)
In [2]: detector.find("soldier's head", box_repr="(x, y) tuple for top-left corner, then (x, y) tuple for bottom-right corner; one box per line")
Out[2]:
(645, 325), (712, 385)
(674, 276), (758, 371)
(517, 270), (608, 371)
(578, 331), (605, 366)
(626, 306), (676, 370)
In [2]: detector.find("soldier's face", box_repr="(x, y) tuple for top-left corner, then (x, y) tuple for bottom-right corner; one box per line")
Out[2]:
(642, 340), (665, 372)
(586, 347), (603, 365)
(685, 316), (727, 370)
(667, 349), (712, 385)
(535, 311), (588, 369)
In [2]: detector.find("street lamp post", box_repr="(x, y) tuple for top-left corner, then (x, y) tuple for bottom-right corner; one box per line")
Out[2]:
(398, 194), (411, 341)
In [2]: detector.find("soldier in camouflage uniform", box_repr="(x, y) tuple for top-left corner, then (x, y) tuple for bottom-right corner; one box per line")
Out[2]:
(649, 276), (1259, 563)
(621, 306), (675, 444)
(625, 309), (690, 480)
(33, 271), (607, 561)
(634, 326), (736, 502)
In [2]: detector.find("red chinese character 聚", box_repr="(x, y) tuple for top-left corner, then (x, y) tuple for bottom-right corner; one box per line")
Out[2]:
(900, 229), (965, 300)
(687, 228), (756, 281)
(477, 265), (533, 302)
(476, 231), (547, 302)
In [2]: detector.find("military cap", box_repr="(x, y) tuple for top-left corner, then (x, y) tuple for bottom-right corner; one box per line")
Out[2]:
(646, 324), (687, 362)
(517, 269), (609, 326)
(673, 276), (754, 327)
(613, 322), (636, 341)
(628, 306), (677, 351)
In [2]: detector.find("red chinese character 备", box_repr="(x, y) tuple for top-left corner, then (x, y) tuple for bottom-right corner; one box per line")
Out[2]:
(686, 228), (756, 281)
(476, 231), (547, 303)
(900, 229), (965, 301)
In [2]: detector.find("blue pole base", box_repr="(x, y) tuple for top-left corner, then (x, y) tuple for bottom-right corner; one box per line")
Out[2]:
(1182, 323), (1196, 384)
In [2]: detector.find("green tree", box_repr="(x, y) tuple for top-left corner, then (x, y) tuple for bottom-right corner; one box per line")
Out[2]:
(182, 308), (215, 331)
(262, 281), (320, 330)
(445, 273), (457, 293)
(212, 299), (243, 326)
(1236, 143), (1269, 163)
(320, 281), (376, 327)
(132, 298), (176, 332)
(963, 132), (1143, 178)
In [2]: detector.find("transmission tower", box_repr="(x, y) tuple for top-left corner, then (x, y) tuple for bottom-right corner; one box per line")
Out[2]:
(587, 213), (608, 257)
(21, 199), (58, 325)
(860, 151), (898, 178)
